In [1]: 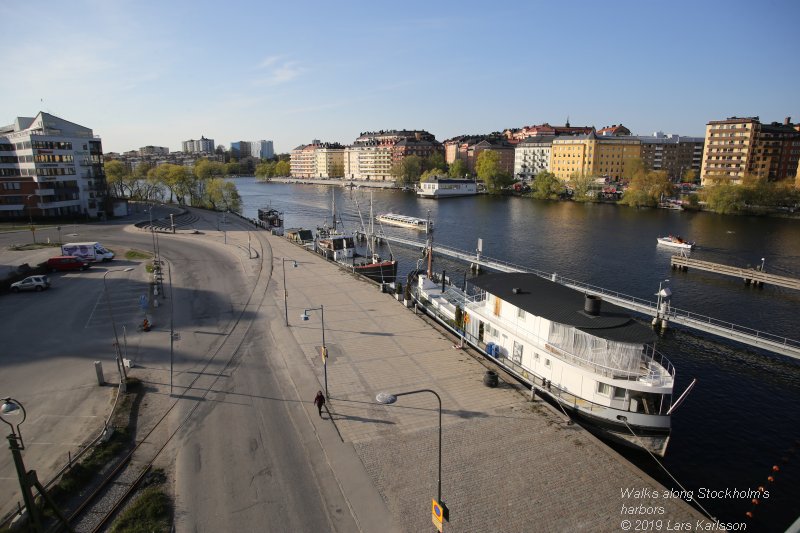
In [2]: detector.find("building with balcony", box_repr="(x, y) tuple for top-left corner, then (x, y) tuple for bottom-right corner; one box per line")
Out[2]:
(182, 136), (215, 154)
(0, 112), (106, 220)
(343, 130), (442, 182)
(504, 121), (595, 142)
(636, 133), (704, 182)
(514, 136), (556, 180)
(700, 116), (800, 185)
(444, 135), (514, 176)
(551, 132), (641, 181)
(139, 146), (169, 156)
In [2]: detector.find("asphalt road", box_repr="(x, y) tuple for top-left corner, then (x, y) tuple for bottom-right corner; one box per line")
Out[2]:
(0, 210), (359, 530)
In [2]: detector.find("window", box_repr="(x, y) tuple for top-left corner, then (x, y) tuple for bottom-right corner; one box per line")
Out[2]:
(517, 308), (526, 319)
(613, 387), (626, 399)
(545, 358), (551, 367)
(597, 382), (611, 395)
(512, 341), (523, 363)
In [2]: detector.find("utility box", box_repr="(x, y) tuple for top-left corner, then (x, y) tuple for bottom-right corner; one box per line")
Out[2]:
(94, 361), (105, 385)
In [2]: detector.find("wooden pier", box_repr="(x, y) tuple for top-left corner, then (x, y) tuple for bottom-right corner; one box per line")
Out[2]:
(670, 255), (800, 290)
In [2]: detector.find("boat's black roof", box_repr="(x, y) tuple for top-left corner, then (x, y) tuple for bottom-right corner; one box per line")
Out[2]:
(469, 273), (657, 344)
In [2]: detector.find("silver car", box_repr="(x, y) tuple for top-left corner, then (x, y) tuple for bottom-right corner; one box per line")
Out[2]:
(10, 275), (51, 292)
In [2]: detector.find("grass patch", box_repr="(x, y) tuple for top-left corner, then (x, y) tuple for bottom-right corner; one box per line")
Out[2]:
(125, 249), (153, 260)
(110, 486), (171, 533)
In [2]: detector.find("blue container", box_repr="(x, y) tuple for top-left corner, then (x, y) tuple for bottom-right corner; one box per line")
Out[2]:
(486, 342), (496, 357)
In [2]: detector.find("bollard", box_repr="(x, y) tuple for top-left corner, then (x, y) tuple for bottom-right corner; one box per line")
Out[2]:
(94, 361), (105, 385)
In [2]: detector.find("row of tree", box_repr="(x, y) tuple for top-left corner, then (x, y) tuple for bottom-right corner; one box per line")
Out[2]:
(105, 159), (242, 212)
(700, 175), (799, 214)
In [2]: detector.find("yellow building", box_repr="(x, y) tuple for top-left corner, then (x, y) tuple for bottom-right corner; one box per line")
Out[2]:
(550, 132), (641, 181)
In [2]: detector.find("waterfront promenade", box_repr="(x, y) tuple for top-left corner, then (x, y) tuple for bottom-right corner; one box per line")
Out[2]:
(267, 230), (707, 532)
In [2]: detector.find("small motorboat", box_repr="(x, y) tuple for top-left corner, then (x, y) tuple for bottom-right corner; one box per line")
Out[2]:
(657, 235), (695, 250)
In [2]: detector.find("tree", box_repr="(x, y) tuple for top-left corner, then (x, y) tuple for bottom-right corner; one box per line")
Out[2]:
(531, 171), (562, 200)
(205, 178), (242, 212)
(225, 162), (241, 176)
(681, 169), (698, 184)
(569, 172), (593, 201)
(274, 160), (290, 177)
(619, 169), (672, 208)
(424, 152), (447, 173)
(476, 150), (513, 191)
(255, 161), (276, 179)
(104, 160), (129, 198)
(420, 169), (444, 182)
(448, 159), (468, 179)
(392, 156), (423, 186)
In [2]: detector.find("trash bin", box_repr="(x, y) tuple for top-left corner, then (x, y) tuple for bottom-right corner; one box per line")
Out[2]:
(483, 370), (498, 388)
(486, 342), (495, 357)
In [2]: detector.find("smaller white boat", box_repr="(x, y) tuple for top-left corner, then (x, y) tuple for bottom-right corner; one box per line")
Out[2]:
(657, 235), (694, 250)
(376, 213), (432, 232)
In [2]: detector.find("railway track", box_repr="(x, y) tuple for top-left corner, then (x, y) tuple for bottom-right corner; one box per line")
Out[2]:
(62, 225), (273, 532)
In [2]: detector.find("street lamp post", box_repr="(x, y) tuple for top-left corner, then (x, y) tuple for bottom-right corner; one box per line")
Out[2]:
(282, 258), (298, 326)
(376, 389), (444, 504)
(760, 257), (765, 272)
(301, 306), (327, 398)
(0, 398), (74, 532)
(103, 268), (134, 392)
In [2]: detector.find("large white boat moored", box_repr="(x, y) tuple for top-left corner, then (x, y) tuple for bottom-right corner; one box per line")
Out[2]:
(375, 213), (432, 232)
(417, 178), (478, 198)
(413, 271), (681, 456)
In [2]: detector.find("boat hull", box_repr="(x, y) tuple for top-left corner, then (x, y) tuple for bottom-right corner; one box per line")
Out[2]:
(354, 260), (398, 283)
(657, 237), (694, 250)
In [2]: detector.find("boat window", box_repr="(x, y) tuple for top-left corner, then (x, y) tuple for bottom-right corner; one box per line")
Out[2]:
(545, 358), (551, 367)
(517, 308), (526, 319)
(597, 382), (611, 395)
(613, 387), (626, 399)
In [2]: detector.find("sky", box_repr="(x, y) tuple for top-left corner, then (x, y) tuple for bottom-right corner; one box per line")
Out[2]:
(2, 0), (799, 154)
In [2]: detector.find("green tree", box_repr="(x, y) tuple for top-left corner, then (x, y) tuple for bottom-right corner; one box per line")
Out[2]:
(476, 150), (512, 191)
(225, 162), (241, 176)
(531, 171), (562, 200)
(681, 169), (698, 184)
(255, 161), (276, 179)
(424, 152), (447, 172)
(392, 156), (423, 186)
(205, 178), (242, 212)
(104, 160), (129, 198)
(620, 169), (672, 208)
(420, 169), (444, 182)
(569, 172), (593, 201)
(274, 160), (290, 177)
(700, 177), (741, 214)
(448, 159), (468, 179)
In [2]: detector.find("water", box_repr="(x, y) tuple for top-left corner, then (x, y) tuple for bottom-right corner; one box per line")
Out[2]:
(235, 178), (800, 531)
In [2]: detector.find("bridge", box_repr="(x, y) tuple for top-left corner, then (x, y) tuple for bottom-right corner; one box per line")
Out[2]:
(671, 255), (800, 291)
(380, 234), (800, 360)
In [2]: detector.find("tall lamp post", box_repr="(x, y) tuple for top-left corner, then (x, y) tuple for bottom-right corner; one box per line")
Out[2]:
(103, 268), (134, 392)
(301, 306), (327, 398)
(1, 398), (74, 532)
(282, 258), (298, 326)
(376, 389), (445, 507)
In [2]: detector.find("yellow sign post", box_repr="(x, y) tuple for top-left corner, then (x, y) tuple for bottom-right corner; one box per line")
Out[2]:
(432, 499), (444, 532)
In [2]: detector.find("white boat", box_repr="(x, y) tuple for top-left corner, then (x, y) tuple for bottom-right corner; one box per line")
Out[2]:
(412, 271), (682, 456)
(417, 178), (478, 198)
(375, 213), (432, 232)
(657, 236), (694, 250)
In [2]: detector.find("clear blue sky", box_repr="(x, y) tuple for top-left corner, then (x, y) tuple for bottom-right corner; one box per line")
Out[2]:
(2, 0), (798, 154)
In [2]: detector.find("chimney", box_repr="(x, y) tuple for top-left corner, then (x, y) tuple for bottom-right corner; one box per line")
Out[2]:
(584, 294), (602, 316)
(785, 117), (792, 126)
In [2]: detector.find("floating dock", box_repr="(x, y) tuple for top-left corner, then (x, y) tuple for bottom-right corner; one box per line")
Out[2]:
(670, 255), (800, 291)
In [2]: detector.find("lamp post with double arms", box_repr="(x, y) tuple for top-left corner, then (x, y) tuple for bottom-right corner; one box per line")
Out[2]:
(301, 305), (327, 398)
(0, 398), (74, 532)
(102, 268), (134, 391)
(282, 258), (297, 326)
(376, 389), (443, 504)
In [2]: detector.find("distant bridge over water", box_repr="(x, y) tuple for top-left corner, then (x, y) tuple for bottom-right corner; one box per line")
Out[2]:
(380, 234), (800, 360)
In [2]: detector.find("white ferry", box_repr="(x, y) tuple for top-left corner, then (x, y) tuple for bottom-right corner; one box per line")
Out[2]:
(413, 271), (679, 456)
(375, 213), (432, 232)
(657, 236), (694, 250)
(417, 178), (478, 198)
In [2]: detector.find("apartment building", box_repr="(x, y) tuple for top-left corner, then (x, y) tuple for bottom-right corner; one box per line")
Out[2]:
(0, 112), (106, 220)
(700, 116), (800, 185)
(343, 130), (442, 181)
(182, 136), (215, 154)
(514, 136), (556, 180)
(290, 143), (319, 178)
(444, 135), (514, 175)
(504, 121), (594, 142)
(314, 143), (345, 178)
(636, 133), (704, 181)
(139, 146), (169, 156)
(551, 132), (641, 181)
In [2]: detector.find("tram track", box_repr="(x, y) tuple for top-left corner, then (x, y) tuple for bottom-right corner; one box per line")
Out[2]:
(63, 226), (273, 532)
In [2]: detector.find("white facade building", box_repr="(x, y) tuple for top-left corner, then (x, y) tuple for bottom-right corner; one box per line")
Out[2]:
(0, 112), (106, 220)
(251, 140), (274, 159)
(182, 136), (215, 154)
(514, 136), (555, 180)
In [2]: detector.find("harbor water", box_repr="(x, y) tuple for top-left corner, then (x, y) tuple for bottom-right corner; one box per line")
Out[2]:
(235, 178), (800, 532)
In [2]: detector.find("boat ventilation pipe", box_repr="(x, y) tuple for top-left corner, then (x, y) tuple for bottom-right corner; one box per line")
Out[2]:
(584, 294), (602, 316)
(512, 287), (521, 294)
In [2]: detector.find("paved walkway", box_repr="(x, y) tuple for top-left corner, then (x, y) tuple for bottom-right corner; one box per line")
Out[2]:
(267, 232), (707, 532)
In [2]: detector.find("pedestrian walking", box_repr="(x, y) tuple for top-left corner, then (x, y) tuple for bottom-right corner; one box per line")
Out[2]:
(314, 390), (326, 418)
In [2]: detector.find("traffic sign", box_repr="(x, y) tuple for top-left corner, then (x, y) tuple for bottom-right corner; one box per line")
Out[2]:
(432, 499), (443, 532)
(139, 294), (149, 310)
(319, 346), (328, 363)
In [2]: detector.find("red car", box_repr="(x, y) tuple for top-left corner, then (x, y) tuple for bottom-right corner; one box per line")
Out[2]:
(46, 256), (91, 272)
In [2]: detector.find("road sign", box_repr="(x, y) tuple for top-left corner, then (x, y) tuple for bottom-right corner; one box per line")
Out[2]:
(139, 294), (149, 310)
(432, 499), (444, 532)
(319, 346), (328, 362)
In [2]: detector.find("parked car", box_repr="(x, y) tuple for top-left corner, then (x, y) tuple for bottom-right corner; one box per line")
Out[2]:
(10, 275), (51, 292)
(46, 256), (91, 272)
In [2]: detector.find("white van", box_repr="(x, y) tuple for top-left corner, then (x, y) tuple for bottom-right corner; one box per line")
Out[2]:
(61, 242), (115, 262)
